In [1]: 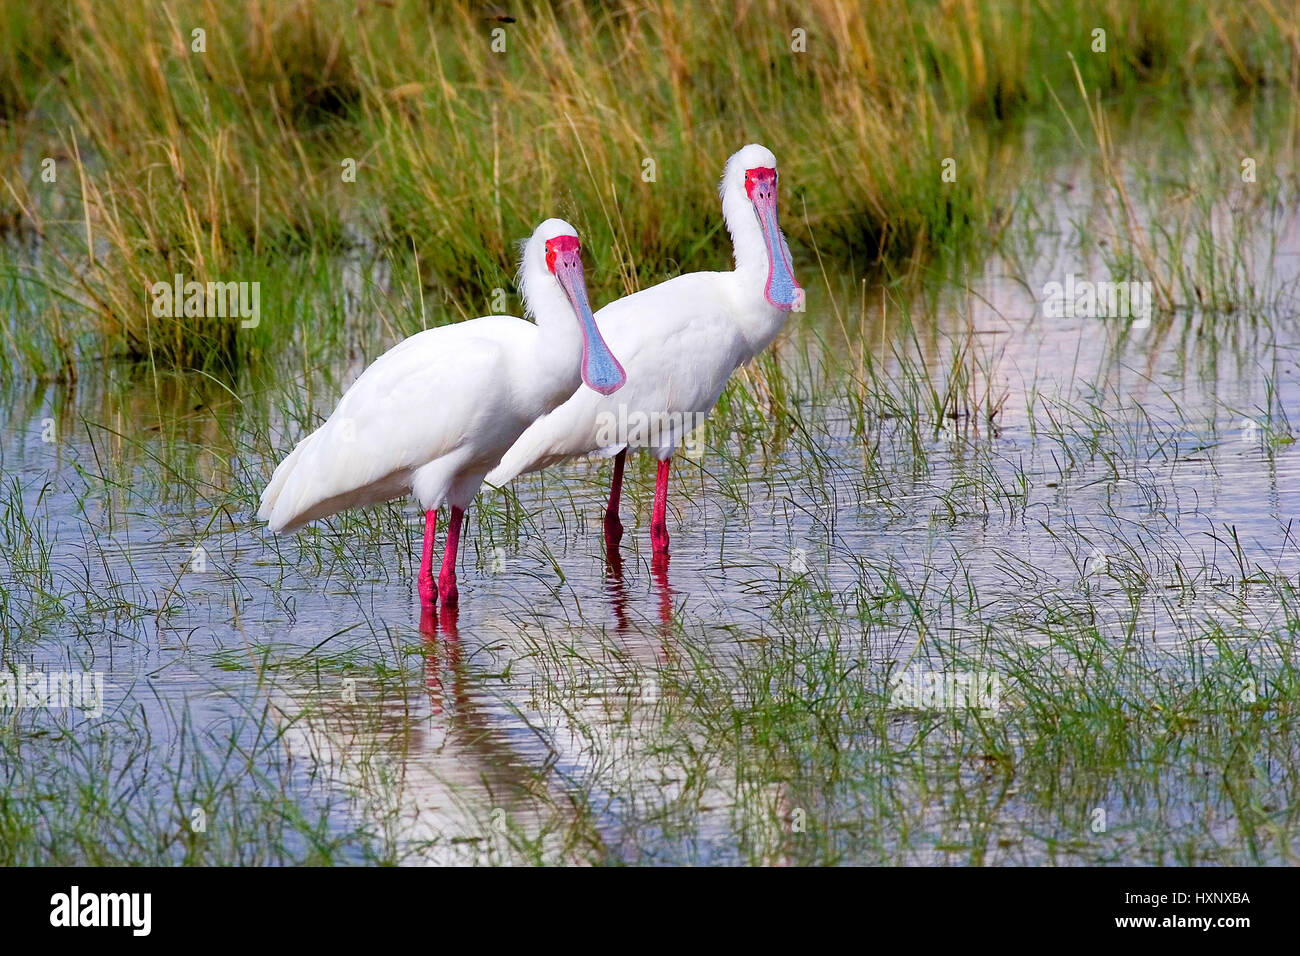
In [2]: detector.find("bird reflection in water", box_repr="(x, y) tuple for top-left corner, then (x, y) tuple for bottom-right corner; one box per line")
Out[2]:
(604, 538), (675, 644)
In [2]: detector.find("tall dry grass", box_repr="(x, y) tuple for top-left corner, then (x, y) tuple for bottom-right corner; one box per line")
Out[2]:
(0, 0), (1295, 373)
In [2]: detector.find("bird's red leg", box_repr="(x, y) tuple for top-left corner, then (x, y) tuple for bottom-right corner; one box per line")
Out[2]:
(605, 448), (626, 546)
(651, 458), (671, 556)
(438, 506), (465, 607)
(418, 509), (438, 606)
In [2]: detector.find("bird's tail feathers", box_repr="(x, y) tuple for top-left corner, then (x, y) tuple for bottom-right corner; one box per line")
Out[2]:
(258, 430), (317, 527)
(484, 401), (607, 487)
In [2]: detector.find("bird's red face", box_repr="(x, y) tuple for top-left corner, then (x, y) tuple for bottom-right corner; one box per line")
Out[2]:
(545, 234), (581, 275)
(545, 233), (626, 396)
(744, 166), (801, 312)
(743, 166), (777, 203)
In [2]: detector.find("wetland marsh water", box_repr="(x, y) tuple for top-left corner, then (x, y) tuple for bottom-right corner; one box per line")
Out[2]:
(3, 109), (1300, 865)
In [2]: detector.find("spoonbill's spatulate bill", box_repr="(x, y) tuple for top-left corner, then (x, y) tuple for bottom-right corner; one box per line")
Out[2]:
(259, 219), (625, 607)
(485, 144), (801, 557)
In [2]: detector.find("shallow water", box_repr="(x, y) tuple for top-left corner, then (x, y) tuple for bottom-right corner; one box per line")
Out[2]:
(3, 118), (1300, 864)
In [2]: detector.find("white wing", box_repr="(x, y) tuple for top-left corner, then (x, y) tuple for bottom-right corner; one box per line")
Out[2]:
(486, 273), (746, 485)
(261, 318), (538, 532)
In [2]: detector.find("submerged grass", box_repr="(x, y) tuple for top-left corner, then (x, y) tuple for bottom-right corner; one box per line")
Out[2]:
(3, 168), (1297, 862)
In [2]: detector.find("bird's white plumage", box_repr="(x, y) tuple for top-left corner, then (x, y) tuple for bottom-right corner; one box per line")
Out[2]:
(259, 219), (609, 533)
(486, 274), (747, 478)
(486, 144), (796, 486)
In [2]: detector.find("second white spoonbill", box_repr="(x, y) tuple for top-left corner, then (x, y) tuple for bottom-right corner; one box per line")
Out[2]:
(485, 144), (800, 558)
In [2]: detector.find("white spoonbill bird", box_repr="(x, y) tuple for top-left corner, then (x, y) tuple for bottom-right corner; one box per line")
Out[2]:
(259, 219), (626, 607)
(485, 144), (800, 557)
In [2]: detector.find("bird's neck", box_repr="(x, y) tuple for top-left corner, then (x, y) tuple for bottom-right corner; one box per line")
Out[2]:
(723, 187), (772, 289)
(527, 278), (586, 395)
(721, 188), (792, 358)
